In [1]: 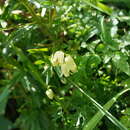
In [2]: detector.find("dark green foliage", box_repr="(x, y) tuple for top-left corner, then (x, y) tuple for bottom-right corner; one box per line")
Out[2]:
(0, 0), (130, 130)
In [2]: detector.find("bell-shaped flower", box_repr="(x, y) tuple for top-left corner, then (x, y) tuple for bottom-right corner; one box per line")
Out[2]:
(61, 63), (70, 77)
(65, 55), (77, 73)
(51, 51), (64, 66)
(61, 55), (77, 77)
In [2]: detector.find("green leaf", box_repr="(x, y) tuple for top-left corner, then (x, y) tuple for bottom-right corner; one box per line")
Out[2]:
(82, 0), (113, 15)
(15, 109), (51, 130)
(87, 54), (101, 68)
(34, 60), (44, 65)
(100, 16), (119, 50)
(12, 46), (47, 89)
(112, 52), (130, 76)
(0, 71), (23, 115)
(103, 0), (130, 9)
(27, 48), (48, 53)
(121, 78), (130, 87)
(120, 108), (130, 128)
(0, 86), (10, 115)
(0, 116), (13, 130)
(84, 27), (98, 42)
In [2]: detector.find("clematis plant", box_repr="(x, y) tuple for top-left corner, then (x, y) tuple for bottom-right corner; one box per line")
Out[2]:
(51, 51), (64, 66)
(51, 51), (77, 77)
(61, 55), (77, 77)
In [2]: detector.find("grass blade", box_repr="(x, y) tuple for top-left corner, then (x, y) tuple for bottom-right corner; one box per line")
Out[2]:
(83, 87), (130, 130)
(69, 80), (128, 130)
(0, 71), (23, 115)
(81, 0), (113, 15)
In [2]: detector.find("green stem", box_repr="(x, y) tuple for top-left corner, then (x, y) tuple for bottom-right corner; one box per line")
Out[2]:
(0, 22), (35, 31)
(20, 0), (52, 38)
(21, 0), (41, 22)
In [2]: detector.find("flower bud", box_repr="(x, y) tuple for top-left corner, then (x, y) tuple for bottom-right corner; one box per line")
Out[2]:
(45, 89), (54, 100)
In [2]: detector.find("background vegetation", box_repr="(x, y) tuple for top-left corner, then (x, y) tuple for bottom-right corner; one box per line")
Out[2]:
(1, 0), (130, 130)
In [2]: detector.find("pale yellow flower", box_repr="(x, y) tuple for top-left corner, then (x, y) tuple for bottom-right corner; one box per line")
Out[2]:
(65, 55), (77, 73)
(45, 89), (54, 100)
(51, 51), (64, 66)
(61, 55), (77, 77)
(51, 51), (77, 77)
(61, 63), (70, 77)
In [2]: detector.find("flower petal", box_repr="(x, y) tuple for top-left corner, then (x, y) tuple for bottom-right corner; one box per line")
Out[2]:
(61, 63), (70, 77)
(51, 51), (64, 66)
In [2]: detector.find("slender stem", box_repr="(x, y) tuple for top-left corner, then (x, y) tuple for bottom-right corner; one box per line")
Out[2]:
(0, 22), (35, 31)
(20, 0), (53, 39)
(21, 0), (41, 22)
